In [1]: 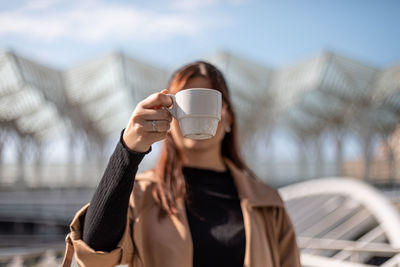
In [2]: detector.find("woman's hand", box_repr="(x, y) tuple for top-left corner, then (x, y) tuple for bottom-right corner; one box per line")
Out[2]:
(122, 89), (173, 153)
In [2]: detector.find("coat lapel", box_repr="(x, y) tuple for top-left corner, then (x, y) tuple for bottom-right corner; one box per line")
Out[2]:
(224, 158), (283, 267)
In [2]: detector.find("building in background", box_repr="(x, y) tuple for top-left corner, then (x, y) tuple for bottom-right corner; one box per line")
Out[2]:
(2, 50), (400, 188)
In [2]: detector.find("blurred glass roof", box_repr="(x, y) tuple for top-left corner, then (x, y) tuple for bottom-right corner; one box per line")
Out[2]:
(0, 51), (168, 144)
(1, 50), (400, 147)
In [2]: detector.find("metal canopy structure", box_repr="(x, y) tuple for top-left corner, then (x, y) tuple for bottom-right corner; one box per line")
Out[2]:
(0, 51), (67, 143)
(280, 178), (400, 266)
(0, 51), (168, 146)
(206, 51), (400, 183)
(274, 52), (378, 133)
(63, 52), (168, 144)
(1, 49), (398, 148)
(206, 51), (275, 143)
(1, 50), (400, 186)
(206, 51), (387, 142)
(0, 51), (169, 186)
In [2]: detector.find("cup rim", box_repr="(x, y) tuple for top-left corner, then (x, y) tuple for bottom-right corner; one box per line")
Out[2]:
(178, 88), (220, 93)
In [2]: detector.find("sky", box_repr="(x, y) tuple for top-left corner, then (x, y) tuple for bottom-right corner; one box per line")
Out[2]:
(0, 0), (399, 71)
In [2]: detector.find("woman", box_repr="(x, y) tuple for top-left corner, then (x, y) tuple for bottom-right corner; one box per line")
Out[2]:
(62, 61), (301, 267)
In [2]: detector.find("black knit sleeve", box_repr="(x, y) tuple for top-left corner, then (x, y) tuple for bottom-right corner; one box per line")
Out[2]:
(82, 128), (151, 252)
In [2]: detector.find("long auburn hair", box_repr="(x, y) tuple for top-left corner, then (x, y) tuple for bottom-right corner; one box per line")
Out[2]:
(152, 61), (255, 216)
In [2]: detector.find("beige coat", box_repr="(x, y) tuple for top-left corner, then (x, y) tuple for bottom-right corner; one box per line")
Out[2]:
(62, 159), (301, 267)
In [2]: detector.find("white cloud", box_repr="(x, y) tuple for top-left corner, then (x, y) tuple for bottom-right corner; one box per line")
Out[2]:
(171, 0), (247, 11)
(0, 0), (233, 43)
(171, 0), (219, 10)
(22, 0), (60, 11)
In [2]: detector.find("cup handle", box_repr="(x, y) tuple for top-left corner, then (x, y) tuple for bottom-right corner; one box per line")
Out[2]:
(165, 94), (177, 119)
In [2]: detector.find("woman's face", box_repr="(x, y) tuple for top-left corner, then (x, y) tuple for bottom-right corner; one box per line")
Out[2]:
(170, 76), (230, 152)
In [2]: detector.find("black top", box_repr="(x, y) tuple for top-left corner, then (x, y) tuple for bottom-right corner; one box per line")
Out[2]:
(82, 128), (245, 267)
(183, 167), (245, 267)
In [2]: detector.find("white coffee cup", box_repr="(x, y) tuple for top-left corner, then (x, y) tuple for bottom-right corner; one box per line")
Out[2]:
(166, 88), (222, 140)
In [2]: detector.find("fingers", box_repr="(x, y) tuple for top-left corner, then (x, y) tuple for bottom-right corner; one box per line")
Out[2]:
(134, 108), (172, 122)
(141, 91), (173, 109)
(124, 90), (174, 150)
(123, 90), (174, 152)
(142, 120), (171, 132)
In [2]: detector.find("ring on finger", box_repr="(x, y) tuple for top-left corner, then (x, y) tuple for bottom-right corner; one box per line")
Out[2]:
(152, 120), (158, 132)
